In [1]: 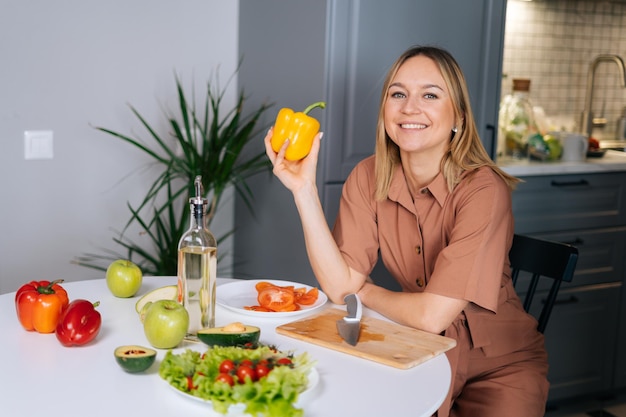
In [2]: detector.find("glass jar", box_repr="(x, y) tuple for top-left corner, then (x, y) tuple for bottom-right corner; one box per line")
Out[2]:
(498, 78), (540, 159)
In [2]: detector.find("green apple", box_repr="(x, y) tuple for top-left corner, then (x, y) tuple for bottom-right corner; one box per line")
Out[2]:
(143, 300), (189, 349)
(544, 134), (563, 160)
(106, 259), (143, 298)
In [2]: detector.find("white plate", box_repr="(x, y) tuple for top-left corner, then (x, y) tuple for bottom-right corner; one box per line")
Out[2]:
(167, 367), (319, 411)
(216, 279), (328, 318)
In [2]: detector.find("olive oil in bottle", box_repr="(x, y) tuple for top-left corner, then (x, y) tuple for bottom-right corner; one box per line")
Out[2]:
(177, 176), (217, 339)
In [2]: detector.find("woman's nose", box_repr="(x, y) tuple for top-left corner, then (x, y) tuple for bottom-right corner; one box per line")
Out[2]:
(401, 96), (422, 113)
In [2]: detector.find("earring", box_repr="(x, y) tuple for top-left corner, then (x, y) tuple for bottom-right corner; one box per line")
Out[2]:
(452, 126), (458, 133)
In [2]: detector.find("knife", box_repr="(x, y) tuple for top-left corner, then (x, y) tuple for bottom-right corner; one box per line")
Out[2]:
(336, 293), (362, 346)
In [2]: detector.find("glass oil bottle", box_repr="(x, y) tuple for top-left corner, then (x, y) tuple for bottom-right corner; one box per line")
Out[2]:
(177, 175), (217, 339)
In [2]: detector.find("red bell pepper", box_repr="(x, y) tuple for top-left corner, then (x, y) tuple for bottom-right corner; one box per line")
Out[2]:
(55, 299), (102, 347)
(15, 280), (69, 333)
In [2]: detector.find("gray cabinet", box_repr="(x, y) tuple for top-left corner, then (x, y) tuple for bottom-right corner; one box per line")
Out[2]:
(235, 0), (507, 286)
(511, 172), (626, 404)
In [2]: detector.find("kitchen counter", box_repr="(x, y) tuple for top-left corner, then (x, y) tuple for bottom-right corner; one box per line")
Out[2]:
(498, 150), (626, 176)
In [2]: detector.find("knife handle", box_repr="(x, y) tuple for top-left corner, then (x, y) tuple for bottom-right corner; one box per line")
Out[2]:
(344, 293), (362, 320)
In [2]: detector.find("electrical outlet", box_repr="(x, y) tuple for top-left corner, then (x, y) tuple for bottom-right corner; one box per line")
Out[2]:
(24, 130), (54, 160)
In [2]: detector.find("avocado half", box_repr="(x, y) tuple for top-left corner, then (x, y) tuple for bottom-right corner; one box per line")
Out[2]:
(114, 345), (157, 373)
(197, 322), (261, 347)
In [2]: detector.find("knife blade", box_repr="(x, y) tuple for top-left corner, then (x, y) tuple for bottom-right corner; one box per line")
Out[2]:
(336, 293), (362, 346)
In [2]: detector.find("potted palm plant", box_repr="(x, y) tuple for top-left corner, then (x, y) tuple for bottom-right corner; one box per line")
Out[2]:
(73, 70), (272, 276)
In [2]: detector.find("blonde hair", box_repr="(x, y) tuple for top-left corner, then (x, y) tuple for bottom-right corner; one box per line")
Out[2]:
(374, 45), (519, 201)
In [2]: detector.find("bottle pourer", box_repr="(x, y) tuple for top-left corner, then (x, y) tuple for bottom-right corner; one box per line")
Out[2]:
(190, 175), (208, 218)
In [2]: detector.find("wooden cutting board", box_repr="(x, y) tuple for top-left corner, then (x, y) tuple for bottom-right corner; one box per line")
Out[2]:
(276, 308), (456, 369)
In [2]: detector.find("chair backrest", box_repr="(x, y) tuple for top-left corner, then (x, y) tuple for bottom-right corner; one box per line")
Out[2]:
(509, 234), (579, 333)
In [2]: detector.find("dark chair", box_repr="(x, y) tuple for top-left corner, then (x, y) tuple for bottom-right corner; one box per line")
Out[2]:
(509, 234), (579, 333)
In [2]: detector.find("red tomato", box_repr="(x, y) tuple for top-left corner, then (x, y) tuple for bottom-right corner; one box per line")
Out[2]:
(237, 365), (257, 383)
(258, 287), (295, 311)
(186, 375), (196, 391)
(219, 359), (236, 374)
(276, 357), (293, 367)
(255, 363), (271, 379)
(239, 359), (254, 368)
(215, 372), (234, 386)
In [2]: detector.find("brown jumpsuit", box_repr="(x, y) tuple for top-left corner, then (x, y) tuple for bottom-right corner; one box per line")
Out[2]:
(332, 156), (549, 417)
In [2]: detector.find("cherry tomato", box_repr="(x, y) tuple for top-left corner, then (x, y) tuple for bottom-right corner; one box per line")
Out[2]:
(219, 359), (236, 374)
(215, 372), (234, 386)
(186, 375), (196, 391)
(276, 357), (293, 367)
(237, 365), (257, 383)
(256, 363), (271, 379)
(258, 287), (295, 311)
(239, 359), (254, 368)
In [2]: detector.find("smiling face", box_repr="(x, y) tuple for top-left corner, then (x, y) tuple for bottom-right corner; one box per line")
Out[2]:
(383, 55), (456, 159)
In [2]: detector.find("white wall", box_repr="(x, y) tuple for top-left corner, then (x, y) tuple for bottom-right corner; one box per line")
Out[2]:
(0, 0), (239, 293)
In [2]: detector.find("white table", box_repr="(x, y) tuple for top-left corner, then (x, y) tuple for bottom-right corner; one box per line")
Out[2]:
(0, 277), (451, 417)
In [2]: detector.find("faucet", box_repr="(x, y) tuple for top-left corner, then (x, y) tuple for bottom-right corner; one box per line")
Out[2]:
(580, 54), (626, 139)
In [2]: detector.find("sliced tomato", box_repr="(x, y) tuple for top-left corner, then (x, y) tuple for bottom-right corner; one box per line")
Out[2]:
(255, 281), (277, 292)
(244, 305), (273, 312)
(258, 287), (295, 311)
(297, 287), (319, 305)
(293, 287), (306, 302)
(272, 302), (299, 312)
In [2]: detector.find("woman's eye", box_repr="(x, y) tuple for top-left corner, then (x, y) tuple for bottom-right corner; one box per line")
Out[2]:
(390, 91), (406, 99)
(424, 93), (438, 99)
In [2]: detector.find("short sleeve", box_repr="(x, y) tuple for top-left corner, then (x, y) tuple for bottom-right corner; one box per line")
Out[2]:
(332, 157), (380, 276)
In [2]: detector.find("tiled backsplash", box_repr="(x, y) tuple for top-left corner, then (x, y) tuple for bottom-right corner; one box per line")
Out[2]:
(502, 0), (626, 139)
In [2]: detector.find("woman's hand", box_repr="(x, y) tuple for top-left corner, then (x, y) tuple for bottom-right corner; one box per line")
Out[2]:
(264, 127), (323, 194)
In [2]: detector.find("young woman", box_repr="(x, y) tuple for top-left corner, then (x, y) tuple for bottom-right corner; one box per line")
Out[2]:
(265, 45), (549, 417)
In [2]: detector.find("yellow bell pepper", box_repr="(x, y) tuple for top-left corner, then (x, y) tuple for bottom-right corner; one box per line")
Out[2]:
(271, 101), (326, 161)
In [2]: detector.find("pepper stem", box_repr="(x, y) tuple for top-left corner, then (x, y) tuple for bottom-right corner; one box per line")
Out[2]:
(37, 279), (65, 295)
(302, 101), (326, 115)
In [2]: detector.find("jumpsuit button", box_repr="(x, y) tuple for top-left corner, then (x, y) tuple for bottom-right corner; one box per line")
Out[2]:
(415, 246), (421, 255)
(416, 278), (424, 287)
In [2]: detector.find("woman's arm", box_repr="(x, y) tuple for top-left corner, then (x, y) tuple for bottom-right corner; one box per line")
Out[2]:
(358, 282), (468, 334)
(264, 129), (367, 302)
